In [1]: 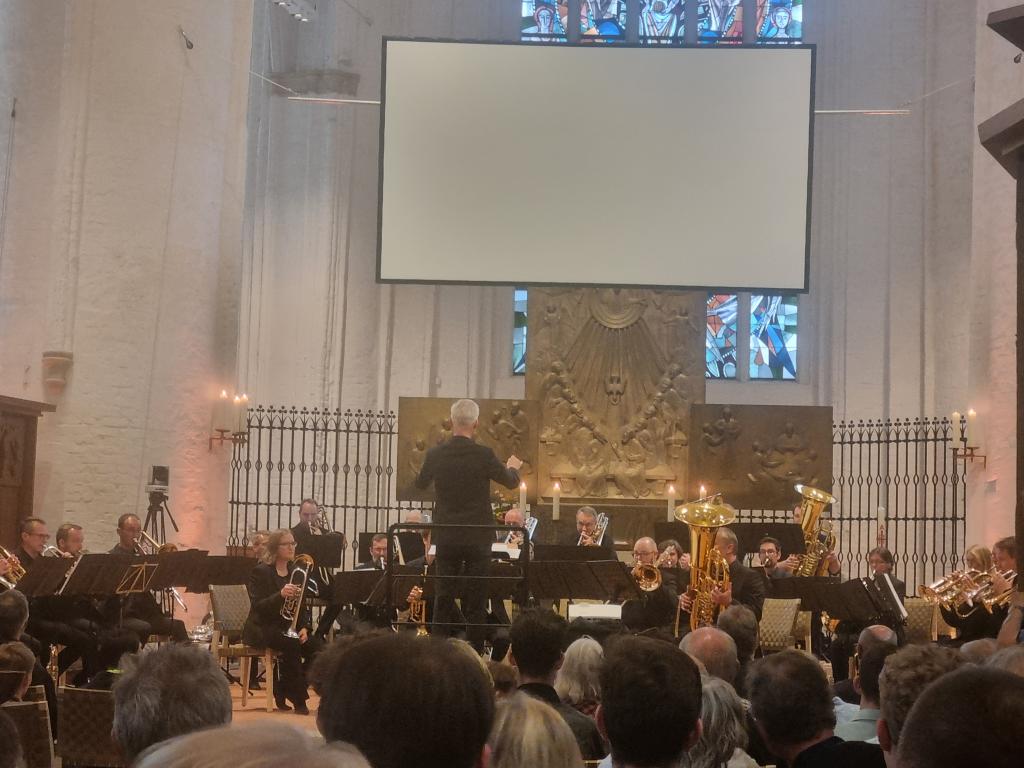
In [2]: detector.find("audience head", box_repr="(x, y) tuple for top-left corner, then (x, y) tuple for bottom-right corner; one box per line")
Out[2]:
(450, 398), (480, 431)
(598, 635), (702, 767)
(857, 624), (897, 655)
(112, 643), (232, 762)
(18, 517), (49, 557)
(992, 536), (1016, 572)
(716, 605), (758, 662)
(116, 513), (142, 550)
(986, 645), (1024, 677)
(487, 660), (519, 700)
(511, 609), (568, 681)
(96, 628), (142, 670)
(56, 522), (85, 556)
(897, 666), (1024, 768)
(959, 637), (999, 665)
(0, 641), (35, 699)
(488, 693), (584, 768)
(747, 650), (835, 758)
(0, 711), (21, 768)
(316, 633), (494, 768)
(713, 528), (738, 561)
(554, 636), (603, 705)
(263, 529), (296, 565)
(685, 676), (750, 768)
(877, 643), (966, 754)
(964, 544), (993, 573)
(854, 643), (897, 708)
(0, 589), (28, 641)
(868, 547), (895, 575)
(132, 723), (371, 768)
(679, 627), (739, 686)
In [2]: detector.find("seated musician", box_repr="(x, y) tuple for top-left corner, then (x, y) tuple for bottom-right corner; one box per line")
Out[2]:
(242, 529), (323, 714)
(501, 507), (533, 551)
(757, 536), (797, 581)
(355, 534), (388, 571)
(621, 537), (680, 633)
(574, 506), (610, 547)
(657, 538), (690, 572)
(939, 544), (1006, 643)
(105, 513), (188, 644)
(678, 526), (766, 629)
(291, 499), (346, 640)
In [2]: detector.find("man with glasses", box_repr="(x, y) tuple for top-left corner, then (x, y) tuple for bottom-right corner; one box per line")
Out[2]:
(622, 537), (680, 633)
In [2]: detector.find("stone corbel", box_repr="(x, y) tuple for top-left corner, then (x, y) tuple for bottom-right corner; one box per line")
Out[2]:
(41, 351), (74, 395)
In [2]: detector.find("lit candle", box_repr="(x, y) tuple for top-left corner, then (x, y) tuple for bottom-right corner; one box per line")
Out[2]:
(699, 484), (707, 499)
(239, 393), (249, 433)
(214, 389), (231, 431)
(232, 395), (243, 433)
(519, 481), (527, 515)
(966, 408), (977, 446)
(552, 482), (561, 521)
(951, 411), (961, 443)
(666, 484), (676, 522)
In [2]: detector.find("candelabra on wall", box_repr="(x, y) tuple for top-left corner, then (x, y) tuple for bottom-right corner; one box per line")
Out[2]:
(951, 408), (986, 468)
(209, 389), (248, 450)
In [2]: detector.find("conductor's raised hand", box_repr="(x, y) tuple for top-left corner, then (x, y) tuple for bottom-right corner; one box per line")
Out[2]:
(506, 455), (523, 470)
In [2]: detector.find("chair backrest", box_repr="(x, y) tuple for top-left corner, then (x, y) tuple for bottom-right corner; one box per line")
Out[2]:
(56, 686), (124, 767)
(758, 597), (801, 653)
(210, 583), (253, 633)
(1, 699), (54, 768)
(23, 684), (46, 703)
(903, 597), (936, 644)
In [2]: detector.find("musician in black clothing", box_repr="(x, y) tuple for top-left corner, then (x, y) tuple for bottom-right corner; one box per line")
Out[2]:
(291, 499), (347, 640)
(242, 529), (323, 713)
(414, 398), (522, 651)
(621, 537), (680, 632)
(678, 527), (766, 632)
(355, 534), (388, 571)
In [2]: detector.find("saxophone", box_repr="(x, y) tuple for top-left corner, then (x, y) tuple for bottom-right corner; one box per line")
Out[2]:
(675, 494), (737, 631)
(793, 484), (837, 577)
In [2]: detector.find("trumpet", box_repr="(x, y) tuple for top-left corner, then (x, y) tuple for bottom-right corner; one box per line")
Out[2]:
(281, 554), (316, 638)
(632, 547), (674, 592)
(407, 563), (430, 637)
(0, 545), (26, 589)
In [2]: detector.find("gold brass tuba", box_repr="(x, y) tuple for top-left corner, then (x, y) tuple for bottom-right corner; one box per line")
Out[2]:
(675, 494), (737, 631)
(281, 554), (315, 638)
(793, 484), (837, 577)
(0, 545), (26, 590)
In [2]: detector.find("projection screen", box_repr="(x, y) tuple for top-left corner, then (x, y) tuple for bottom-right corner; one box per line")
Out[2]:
(378, 39), (814, 292)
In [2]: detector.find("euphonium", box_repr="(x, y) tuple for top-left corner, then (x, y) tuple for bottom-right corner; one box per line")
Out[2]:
(281, 554), (315, 638)
(793, 484), (837, 577)
(675, 494), (737, 631)
(0, 545), (27, 589)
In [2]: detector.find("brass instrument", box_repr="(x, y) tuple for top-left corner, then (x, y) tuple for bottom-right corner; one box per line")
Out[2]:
(0, 545), (26, 589)
(632, 547), (673, 592)
(133, 530), (186, 612)
(577, 512), (609, 546)
(675, 494), (737, 631)
(918, 567), (1018, 617)
(309, 504), (333, 535)
(42, 545), (69, 558)
(407, 563), (430, 637)
(281, 554), (315, 638)
(793, 484), (838, 577)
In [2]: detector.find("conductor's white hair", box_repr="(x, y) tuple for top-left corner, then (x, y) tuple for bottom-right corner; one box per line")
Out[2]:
(450, 399), (480, 428)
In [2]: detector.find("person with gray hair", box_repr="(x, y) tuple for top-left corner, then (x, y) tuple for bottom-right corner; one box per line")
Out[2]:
(986, 644), (1024, 677)
(679, 627), (739, 687)
(112, 643), (232, 762)
(133, 723), (371, 768)
(555, 636), (603, 718)
(415, 398), (522, 650)
(682, 677), (758, 768)
(960, 637), (999, 664)
(716, 605), (758, 696)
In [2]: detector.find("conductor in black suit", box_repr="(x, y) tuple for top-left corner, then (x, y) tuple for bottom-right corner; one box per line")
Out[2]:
(414, 398), (522, 651)
(679, 526), (766, 628)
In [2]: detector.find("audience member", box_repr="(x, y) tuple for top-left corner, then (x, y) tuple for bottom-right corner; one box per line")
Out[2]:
(875, 643), (966, 767)
(0, 711), (21, 768)
(0, 588), (57, 731)
(834, 644), (896, 742)
(959, 637), (999, 664)
(896, 666), (1024, 768)
(133, 723), (371, 768)
(747, 649), (884, 767)
(596, 635), (702, 768)
(112, 643), (232, 762)
(833, 624), (897, 704)
(682, 676), (757, 768)
(0, 641), (35, 701)
(716, 605), (758, 696)
(489, 693), (584, 768)
(316, 633), (494, 768)
(679, 627), (739, 687)
(511, 610), (605, 761)
(83, 628), (141, 690)
(487, 659), (519, 700)
(986, 644), (1024, 677)
(554, 636), (603, 719)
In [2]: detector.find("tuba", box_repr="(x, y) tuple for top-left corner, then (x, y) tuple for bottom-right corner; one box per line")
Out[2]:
(281, 554), (316, 638)
(675, 494), (737, 631)
(793, 484), (837, 577)
(0, 545), (26, 590)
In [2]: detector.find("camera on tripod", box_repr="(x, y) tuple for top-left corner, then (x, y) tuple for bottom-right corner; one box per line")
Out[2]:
(145, 465), (170, 497)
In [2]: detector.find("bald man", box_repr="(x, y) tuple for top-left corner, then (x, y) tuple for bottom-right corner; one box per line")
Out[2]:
(833, 624), (898, 706)
(679, 626), (739, 686)
(621, 537), (680, 632)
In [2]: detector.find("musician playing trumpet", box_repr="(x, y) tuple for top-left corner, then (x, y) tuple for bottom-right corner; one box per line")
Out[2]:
(242, 529), (323, 714)
(621, 537), (681, 632)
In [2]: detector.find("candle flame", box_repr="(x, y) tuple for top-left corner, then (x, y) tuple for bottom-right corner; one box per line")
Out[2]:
(553, 482), (561, 492)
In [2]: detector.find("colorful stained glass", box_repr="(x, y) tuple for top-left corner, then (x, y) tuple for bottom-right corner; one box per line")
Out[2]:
(639, 0), (685, 43)
(756, 0), (802, 41)
(697, 1), (743, 42)
(706, 294), (738, 379)
(749, 294), (798, 380)
(522, 1), (568, 41)
(579, 0), (626, 41)
(513, 288), (528, 375)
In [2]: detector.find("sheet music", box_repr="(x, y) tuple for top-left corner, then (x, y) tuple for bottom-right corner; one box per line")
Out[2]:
(879, 573), (908, 620)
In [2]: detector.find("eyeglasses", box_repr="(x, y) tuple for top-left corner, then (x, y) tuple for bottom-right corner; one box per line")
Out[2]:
(279, 540), (297, 547)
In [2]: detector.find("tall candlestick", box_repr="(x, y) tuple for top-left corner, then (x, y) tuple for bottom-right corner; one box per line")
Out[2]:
(666, 484), (676, 522)
(966, 408), (977, 445)
(519, 482), (527, 515)
(699, 484), (707, 499)
(552, 482), (560, 521)
(214, 389), (231, 431)
(232, 395), (243, 433)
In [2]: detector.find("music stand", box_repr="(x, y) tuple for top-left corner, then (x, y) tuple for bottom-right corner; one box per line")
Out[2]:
(12, 557), (74, 598)
(333, 570), (385, 606)
(533, 544), (616, 562)
(301, 533), (345, 569)
(148, 549), (207, 591)
(653, 522), (691, 551)
(527, 560), (640, 603)
(768, 576), (836, 613)
(57, 554), (138, 598)
(186, 555), (255, 593)
(731, 523), (805, 560)
(394, 530), (426, 563)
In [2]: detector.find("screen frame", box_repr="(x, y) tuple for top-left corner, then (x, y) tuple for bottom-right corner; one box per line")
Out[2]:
(377, 37), (816, 295)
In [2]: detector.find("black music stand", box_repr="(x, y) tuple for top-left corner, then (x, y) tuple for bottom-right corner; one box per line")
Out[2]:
(148, 549), (207, 591)
(731, 523), (805, 559)
(12, 557), (74, 597)
(768, 576), (836, 613)
(653, 522), (691, 551)
(528, 560), (640, 603)
(394, 530), (426, 563)
(533, 544), (616, 562)
(301, 533), (345, 569)
(57, 554), (138, 598)
(333, 570), (385, 606)
(186, 555), (255, 593)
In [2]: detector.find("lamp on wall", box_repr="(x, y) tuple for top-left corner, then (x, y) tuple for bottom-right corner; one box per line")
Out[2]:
(951, 408), (986, 467)
(210, 389), (248, 450)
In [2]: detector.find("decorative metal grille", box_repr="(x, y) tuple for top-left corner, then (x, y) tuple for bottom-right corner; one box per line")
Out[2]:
(229, 409), (967, 591)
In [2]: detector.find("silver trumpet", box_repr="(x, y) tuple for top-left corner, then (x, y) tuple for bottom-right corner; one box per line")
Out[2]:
(281, 554), (316, 639)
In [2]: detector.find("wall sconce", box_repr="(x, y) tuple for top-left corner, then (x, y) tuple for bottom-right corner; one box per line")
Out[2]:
(210, 389), (248, 450)
(951, 408), (986, 467)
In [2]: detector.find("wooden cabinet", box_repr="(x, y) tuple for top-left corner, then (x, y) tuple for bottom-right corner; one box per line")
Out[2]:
(0, 396), (55, 547)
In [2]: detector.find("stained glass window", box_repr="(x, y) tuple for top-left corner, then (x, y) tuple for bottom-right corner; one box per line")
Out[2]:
(522, 1), (568, 41)
(750, 294), (798, 380)
(697, 1), (743, 43)
(756, 0), (802, 41)
(706, 294), (738, 379)
(513, 288), (528, 375)
(581, 0), (627, 40)
(639, 0), (685, 44)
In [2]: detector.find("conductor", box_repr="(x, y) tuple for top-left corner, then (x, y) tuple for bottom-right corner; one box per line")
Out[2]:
(415, 398), (523, 651)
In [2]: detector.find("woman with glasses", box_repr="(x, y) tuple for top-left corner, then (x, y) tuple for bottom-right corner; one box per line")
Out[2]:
(242, 529), (323, 714)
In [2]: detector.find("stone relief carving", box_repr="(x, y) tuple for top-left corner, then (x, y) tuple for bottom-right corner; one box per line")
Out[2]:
(526, 288), (706, 499)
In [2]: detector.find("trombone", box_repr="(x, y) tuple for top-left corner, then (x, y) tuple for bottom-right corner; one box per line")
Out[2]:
(281, 554), (316, 639)
(132, 530), (188, 612)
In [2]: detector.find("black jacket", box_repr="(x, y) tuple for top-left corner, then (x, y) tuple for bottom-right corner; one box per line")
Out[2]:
(678, 558), (766, 623)
(242, 562), (312, 645)
(518, 682), (606, 761)
(414, 436), (519, 548)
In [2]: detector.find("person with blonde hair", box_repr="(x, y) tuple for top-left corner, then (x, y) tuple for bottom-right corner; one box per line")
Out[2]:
(489, 693), (584, 768)
(682, 677), (758, 768)
(940, 544), (1004, 643)
(555, 636), (603, 718)
(965, 544), (993, 573)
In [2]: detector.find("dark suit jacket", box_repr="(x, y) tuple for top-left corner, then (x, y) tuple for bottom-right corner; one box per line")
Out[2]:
(518, 683), (606, 761)
(729, 559), (766, 621)
(792, 736), (885, 768)
(242, 562), (312, 646)
(414, 436), (519, 548)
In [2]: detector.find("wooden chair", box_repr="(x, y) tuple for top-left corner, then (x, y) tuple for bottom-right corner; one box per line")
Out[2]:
(209, 583), (279, 712)
(2, 699), (54, 768)
(758, 597), (801, 653)
(23, 684), (46, 703)
(56, 686), (124, 767)
(903, 596), (938, 644)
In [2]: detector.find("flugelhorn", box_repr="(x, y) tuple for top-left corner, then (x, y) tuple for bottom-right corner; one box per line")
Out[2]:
(281, 554), (316, 638)
(0, 545), (25, 589)
(793, 484), (837, 577)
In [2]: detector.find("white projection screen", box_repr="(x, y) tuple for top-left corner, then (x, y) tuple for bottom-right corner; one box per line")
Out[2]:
(378, 39), (814, 292)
